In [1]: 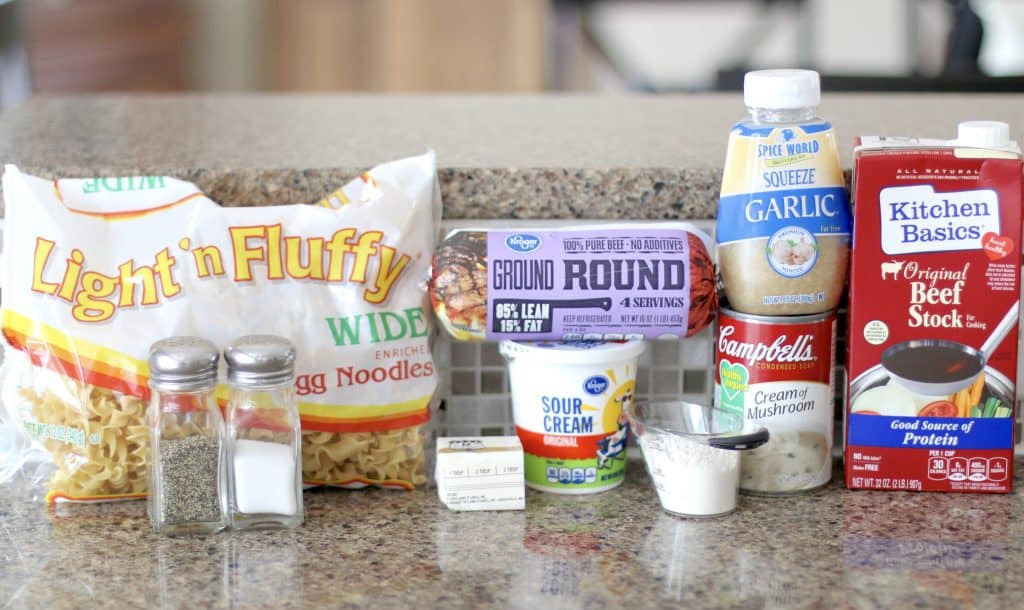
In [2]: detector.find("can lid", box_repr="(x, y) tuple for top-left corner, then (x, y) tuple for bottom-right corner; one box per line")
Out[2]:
(148, 336), (219, 392)
(719, 306), (837, 325)
(956, 121), (1011, 148)
(744, 69), (820, 109)
(225, 335), (296, 388)
(499, 339), (645, 365)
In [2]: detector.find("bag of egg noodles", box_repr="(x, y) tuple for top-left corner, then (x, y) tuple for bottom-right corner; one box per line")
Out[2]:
(0, 152), (440, 502)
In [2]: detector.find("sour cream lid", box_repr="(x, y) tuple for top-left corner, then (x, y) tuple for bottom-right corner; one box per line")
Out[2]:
(499, 339), (645, 365)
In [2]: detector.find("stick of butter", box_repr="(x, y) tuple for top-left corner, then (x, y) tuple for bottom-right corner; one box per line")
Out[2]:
(435, 436), (525, 511)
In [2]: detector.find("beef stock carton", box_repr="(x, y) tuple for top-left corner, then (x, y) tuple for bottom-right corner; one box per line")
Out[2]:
(846, 122), (1022, 493)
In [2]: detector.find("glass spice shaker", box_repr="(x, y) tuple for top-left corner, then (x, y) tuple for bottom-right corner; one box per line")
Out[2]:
(224, 335), (304, 530)
(147, 336), (228, 535)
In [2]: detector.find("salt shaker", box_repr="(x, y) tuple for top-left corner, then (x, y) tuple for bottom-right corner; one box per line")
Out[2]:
(147, 336), (228, 535)
(224, 335), (303, 530)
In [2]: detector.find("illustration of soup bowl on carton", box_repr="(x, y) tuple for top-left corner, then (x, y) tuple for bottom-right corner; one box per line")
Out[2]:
(852, 302), (1018, 419)
(849, 363), (1014, 420)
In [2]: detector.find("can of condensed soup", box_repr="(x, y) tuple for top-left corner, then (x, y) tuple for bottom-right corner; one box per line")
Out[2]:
(714, 308), (837, 494)
(500, 339), (644, 494)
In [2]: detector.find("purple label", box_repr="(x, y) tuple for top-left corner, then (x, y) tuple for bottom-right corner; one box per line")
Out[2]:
(486, 229), (692, 340)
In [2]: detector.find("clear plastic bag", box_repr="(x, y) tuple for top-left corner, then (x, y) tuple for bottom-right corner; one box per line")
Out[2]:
(1, 152), (441, 502)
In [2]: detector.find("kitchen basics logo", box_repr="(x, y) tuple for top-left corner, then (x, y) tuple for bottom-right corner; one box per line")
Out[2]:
(505, 233), (542, 253)
(583, 375), (610, 395)
(879, 184), (999, 255)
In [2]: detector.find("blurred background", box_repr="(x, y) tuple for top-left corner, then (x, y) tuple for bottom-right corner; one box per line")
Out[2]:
(1, 0), (1023, 109)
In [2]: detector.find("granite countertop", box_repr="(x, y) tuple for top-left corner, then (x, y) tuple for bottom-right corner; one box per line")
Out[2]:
(4, 93), (1024, 609)
(2, 459), (1022, 609)
(2, 94), (1024, 218)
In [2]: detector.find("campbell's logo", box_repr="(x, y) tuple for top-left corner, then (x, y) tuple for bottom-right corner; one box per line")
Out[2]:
(717, 324), (815, 365)
(505, 233), (542, 253)
(582, 375), (610, 395)
(879, 184), (1000, 255)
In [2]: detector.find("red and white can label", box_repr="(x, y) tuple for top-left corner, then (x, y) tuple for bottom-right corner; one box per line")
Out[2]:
(714, 308), (837, 493)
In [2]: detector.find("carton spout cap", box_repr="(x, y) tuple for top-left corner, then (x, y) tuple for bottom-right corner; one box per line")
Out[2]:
(957, 121), (1011, 148)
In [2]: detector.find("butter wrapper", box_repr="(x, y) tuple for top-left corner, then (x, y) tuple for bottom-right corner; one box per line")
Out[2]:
(435, 436), (525, 511)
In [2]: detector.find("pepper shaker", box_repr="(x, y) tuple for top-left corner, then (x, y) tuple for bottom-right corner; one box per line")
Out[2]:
(147, 337), (228, 535)
(225, 335), (304, 530)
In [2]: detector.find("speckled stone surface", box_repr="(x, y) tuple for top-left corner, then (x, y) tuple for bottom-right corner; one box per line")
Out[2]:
(4, 94), (1024, 609)
(2, 94), (1024, 218)
(2, 459), (1023, 609)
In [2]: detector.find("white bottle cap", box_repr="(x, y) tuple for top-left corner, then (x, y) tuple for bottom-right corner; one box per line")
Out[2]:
(956, 121), (1010, 148)
(744, 69), (821, 109)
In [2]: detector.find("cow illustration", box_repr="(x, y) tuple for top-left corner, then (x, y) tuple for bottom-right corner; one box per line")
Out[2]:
(616, 388), (634, 414)
(880, 260), (904, 280)
(596, 389), (634, 469)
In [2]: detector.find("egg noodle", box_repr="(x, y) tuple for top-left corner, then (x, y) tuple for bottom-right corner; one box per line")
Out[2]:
(1, 153), (440, 502)
(302, 428), (427, 487)
(18, 371), (148, 501)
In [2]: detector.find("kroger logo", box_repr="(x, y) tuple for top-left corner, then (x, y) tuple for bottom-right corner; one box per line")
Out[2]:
(583, 375), (610, 396)
(505, 233), (542, 253)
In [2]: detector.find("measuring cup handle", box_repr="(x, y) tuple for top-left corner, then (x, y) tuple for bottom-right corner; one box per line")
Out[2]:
(708, 428), (770, 451)
(980, 300), (1020, 359)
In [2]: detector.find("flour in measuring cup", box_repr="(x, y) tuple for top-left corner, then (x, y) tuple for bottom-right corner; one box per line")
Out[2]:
(638, 434), (739, 517)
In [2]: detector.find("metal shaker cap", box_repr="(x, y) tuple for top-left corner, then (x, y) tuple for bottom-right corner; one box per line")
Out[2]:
(148, 336), (220, 392)
(224, 335), (296, 389)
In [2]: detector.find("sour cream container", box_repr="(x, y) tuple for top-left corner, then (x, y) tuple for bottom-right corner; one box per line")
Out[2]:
(500, 340), (644, 494)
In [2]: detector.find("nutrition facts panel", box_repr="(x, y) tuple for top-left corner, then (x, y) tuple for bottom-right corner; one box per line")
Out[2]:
(927, 456), (1009, 482)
